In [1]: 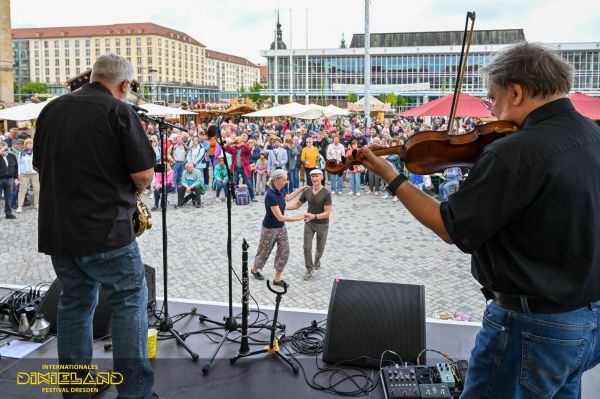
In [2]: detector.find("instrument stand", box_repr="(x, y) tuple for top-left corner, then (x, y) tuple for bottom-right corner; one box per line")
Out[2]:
(230, 280), (298, 374)
(138, 112), (199, 361)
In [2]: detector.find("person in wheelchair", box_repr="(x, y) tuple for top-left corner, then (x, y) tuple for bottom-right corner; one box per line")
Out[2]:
(176, 162), (203, 208)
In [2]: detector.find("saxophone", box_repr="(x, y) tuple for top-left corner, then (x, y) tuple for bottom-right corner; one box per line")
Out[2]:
(133, 192), (152, 237)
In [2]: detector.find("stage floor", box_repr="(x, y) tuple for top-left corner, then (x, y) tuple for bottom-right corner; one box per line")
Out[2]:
(1, 298), (599, 398)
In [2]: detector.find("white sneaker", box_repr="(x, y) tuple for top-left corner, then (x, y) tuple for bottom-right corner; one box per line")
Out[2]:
(347, 191), (354, 195)
(392, 196), (399, 202)
(356, 192), (360, 197)
(382, 193), (390, 199)
(338, 191), (343, 195)
(374, 191), (379, 196)
(16, 207), (22, 213)
(148, 194), (153, 199)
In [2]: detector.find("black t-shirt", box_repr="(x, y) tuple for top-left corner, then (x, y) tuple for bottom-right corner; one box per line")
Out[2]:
(33, 82), (155, 257)
(263, 187), (286, 229)
(440, 98), (600, 308)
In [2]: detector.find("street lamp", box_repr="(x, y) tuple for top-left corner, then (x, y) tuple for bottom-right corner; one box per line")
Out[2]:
(148, 68), (158, 103)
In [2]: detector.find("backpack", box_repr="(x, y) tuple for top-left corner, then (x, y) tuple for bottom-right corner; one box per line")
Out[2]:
(235, 184), (250, 205)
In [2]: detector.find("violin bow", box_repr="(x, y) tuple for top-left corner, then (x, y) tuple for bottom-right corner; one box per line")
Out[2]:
(447, 11), (476, 135)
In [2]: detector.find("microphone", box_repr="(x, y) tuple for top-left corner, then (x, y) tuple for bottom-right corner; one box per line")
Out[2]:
(206, 114), (224, 138)
(206, 124), (219, 138)
(131, 104), (148, 113)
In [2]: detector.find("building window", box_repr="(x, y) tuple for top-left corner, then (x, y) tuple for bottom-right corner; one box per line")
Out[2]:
(55, 59), (59, 66)
(64, 40), (69, 47)
(45, 77), (50, 84)
(137, 57), (142, 65)
(85, 39), (90, 47)
(65, 68), (70, 75)
(86, 49), (90, 56)
(147, 47), (152, 55)
(65, 49), (69, 57)
(76, 59), (80, 66)
(44, 50), (49, 57)
(126, 38), (131, 46)
(55, 68), (60, 75)
(35, 59), (39, 66)
(45, 68), (50, 75)
(136, 38), (141, 46)
(136, 48), (142, 55)
(55, 50), (59, 57)
(44, 41), (48, 48)
(35, 68), (40, 76)
(75, 49), (80, 56)
(95, 39), (100, 47)
(65, 59), (70, 66)
(76, 67), (80, 75)
(158, 38), (161, 46)
(86, 58), (91, 66)
(34, 41), (39, 49)
(147, 37), (152, 45)
(95, 49), (100, 56)
(148, 57), (153, 64)
(116, 48), (121, 55)
(115, 38), (120, 46)
(105, 38), (110, 47)
(126, 48), (131, 56)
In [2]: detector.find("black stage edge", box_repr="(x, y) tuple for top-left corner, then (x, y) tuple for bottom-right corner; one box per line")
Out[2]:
(1, 300), (599, 399)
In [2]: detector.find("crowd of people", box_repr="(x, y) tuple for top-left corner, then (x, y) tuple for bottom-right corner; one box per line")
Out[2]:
(135, 113), (475, 211)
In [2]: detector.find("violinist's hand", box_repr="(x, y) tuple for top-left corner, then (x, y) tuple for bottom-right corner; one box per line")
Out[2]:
(360, 147), (398, 184)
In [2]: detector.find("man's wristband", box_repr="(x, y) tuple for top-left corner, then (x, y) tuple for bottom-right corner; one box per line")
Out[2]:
(314, 213), (318, 220)
(386, 174), (408, 197)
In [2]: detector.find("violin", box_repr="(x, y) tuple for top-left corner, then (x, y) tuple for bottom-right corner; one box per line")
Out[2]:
(326, 11), (519, 176)
(325, 120), (518, 176)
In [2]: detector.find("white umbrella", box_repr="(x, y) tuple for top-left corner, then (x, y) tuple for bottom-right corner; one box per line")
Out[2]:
(243, 102), (307, 117)
(139, 103), (197, 116)
(0, 97), (57, 121)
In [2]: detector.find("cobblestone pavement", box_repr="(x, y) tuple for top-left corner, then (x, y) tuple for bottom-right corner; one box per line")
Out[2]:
(0, 187), (486, 320)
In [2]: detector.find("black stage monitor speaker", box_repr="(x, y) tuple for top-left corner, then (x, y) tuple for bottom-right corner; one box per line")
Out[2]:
(38, 264), (156, 338)
(323, 279), (426, 367)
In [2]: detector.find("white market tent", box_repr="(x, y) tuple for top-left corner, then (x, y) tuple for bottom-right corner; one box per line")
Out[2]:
(244, 102), (349, 119)
(0, 98), (56, 121)
(139, 103), (197, 116)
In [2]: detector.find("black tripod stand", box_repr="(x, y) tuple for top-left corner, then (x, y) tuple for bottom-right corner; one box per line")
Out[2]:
(138, 112), (199, 361)
(230, 280), (298, 374)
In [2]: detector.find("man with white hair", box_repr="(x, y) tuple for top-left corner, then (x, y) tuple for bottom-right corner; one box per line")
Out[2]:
(34, 53), (156, 398)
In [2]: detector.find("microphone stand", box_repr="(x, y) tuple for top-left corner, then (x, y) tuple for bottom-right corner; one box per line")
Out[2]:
(138, 112), (199, 361)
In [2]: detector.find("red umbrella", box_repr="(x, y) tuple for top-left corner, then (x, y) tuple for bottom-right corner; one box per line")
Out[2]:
(568, 92), (600, 120)
(400, 93), (492, 118)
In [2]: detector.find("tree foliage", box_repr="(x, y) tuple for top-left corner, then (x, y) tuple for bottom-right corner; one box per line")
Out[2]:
(347, 92), (358, 103)
(19, 82), (48, 94)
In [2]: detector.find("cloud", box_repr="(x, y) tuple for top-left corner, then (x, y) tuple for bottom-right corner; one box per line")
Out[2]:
(10, 0), (600, 65)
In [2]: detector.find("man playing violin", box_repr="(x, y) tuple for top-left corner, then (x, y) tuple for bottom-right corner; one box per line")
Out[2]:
(362, 42), (600, 398)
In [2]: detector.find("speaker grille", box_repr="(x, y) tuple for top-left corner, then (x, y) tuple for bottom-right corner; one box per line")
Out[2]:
(323, 279), (425, 367)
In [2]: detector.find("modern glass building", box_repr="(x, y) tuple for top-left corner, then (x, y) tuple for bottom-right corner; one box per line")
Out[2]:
(261, 25), (600, 108)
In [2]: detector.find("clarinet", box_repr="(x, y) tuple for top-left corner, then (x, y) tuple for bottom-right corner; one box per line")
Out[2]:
(238, 239), (251, 355)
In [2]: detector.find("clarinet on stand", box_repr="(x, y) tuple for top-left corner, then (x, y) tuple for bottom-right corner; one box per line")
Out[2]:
(238, 239), (250, 356)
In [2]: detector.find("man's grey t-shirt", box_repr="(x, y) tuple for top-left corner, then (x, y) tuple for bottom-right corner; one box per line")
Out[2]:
(299, 187), (332, 225)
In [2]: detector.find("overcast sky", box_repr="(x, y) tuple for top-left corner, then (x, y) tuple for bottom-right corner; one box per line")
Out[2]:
(10, 0), (600, 64)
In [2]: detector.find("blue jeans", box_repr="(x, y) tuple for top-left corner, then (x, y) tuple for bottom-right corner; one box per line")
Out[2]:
(172, 162), (185, 186)
(233, 167), (255, 200)
(439, 179), (459, 201)
(462, 301), (600, 398)
(0, 177), (14, 215)
(215, 180), (228, 198)
(288, 167), (299, 191)
(330, 173), (343, 192)
(349, 172), (361, 194)
(51, 241), (154, 399)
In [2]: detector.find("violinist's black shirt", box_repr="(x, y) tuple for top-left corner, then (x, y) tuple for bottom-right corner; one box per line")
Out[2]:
(33, 82), (155, 257)
(440, 98), (600, 307)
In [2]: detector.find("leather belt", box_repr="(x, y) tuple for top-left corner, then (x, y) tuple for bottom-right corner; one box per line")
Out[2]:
(481, 287), (580, 314)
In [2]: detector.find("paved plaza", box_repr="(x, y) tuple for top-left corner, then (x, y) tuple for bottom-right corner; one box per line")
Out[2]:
(0, 188), (486, 320)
